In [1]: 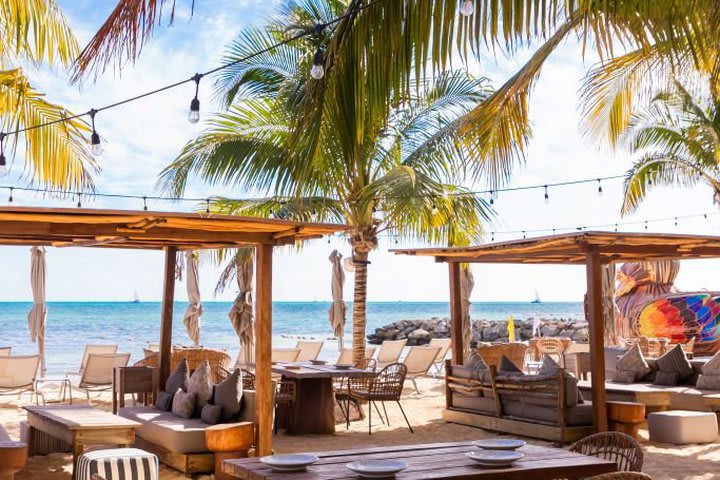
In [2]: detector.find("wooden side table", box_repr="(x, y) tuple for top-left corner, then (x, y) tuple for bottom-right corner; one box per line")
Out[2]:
(205, 422), (254, 480)
(607, 400), (646, 440)
(113, 366), (158, 414)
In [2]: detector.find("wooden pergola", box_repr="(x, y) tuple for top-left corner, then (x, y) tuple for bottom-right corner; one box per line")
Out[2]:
(394, 231), (720, 431)
(0, 206), (347, 455)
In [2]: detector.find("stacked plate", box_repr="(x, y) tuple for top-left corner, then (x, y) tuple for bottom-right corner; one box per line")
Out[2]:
(466, 438), (526, 468)
(346, 459), (408, 478)
(260, 454), (319, 472)
(471, 439), (526, 450)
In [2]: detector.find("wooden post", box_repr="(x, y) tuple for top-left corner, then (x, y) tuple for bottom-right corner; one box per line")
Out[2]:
(159, 246), (177, 388)
(255, 244), (273, 456)
(449, 261), (464, 365)
(586, 249), (608, 432)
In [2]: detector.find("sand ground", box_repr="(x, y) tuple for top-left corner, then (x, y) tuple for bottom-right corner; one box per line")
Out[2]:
(1, 377), (718, 479)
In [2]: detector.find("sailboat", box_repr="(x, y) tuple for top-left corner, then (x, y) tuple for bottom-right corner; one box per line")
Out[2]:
(531, 290), (541, 304)
(132, 290), (140, 303)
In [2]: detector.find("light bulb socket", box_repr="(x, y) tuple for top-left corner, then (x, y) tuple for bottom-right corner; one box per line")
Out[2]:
(0, 152), (5, 168)
(91, 131), (100, 146)
(190, 97), (200, 112)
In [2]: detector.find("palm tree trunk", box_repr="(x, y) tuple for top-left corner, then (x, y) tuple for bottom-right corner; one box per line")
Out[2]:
(351, 248), (369, 366)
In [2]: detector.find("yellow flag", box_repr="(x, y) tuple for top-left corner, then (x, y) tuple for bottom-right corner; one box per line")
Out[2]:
(507, 315), (515, 342)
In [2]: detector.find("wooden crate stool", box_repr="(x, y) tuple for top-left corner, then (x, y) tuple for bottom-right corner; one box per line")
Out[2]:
(205, 422), (254, 480)
(607, 401), (645, 440)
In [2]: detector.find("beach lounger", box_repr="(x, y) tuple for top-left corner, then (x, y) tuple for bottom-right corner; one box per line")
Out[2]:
(427, 338), (452, 375)
(0, 347), (11, 356)
(77, 353), (130, 404)
(0, 354), (40, 402)
(295, 340), (324, 362)
(271, 348), (301, 363)
(403, 345), (442, 393)
(336, 347), (376, 365)
(67, 344), (119, 377)
(376, 339), (407, 368)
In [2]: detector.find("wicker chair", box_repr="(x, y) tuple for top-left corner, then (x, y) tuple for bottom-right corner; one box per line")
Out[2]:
(477, 343), (528, 371)
(586, 473), (653, 480)
(568, 432), (644, 472)
(241, 368), (256, 390)
(347, 363), (412, 435)
(536, 337), (567, 367)
(134, 347), (231, 383)
(275, 380), (297, 434)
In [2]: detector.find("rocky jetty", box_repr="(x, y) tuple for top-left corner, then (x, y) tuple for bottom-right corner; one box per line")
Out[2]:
(366, 318), (589, 345)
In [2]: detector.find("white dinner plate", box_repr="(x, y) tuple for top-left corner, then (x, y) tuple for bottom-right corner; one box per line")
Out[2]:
(472, 439), (526, 450)
(310, 359), (327, 365)
(346, 459), (408, 478)
(334, 363), (353, 370)
(465, 450), (524, 467)
(259, 454), (319, 472)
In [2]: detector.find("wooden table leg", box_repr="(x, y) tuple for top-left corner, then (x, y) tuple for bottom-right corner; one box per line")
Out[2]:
(72, 440), (83, 480)
(288, 377), (335, 435)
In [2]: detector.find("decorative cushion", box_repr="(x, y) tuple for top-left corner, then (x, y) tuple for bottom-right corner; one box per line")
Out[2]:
(214, 368), (244, 422)
(165, 358), (188, 393)
(653, 371), (680, 386)
(612, 370), (637, 384)
(154, 390), (174, 411)
(171, 388), (196, 419)
(616, 344), (651, 380)
(201, 402), (223, 425)
(464, 350), (487, 371)
(498, 355), (524, 376)
(696, 374), (720, 390)
(537, 355), (560, 376)
(656, 344), (693, 380)
(701, 351), (720, 375)
(187, 360), (213, 416)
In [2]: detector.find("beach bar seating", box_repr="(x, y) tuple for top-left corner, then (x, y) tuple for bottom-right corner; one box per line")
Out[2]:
(428, 338), (452, 375)
(336, 347), (376, 365)
(0, 355), (41, 403)
(403, 345), (441, 393)
(376, 339), (407, 368)
(77, 353), (131, 404)
(67, 344), (119, 377)
(271, 348), (301, 363)
(295, 340), (324, 362)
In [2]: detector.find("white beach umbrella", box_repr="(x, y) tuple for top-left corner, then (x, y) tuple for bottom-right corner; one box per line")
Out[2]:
(328, 250), (347, 350)
(27, 246), (47, 375)
(460, 265), (475, 359)
(230, 255), (255, 365)
(182, 251), (203, 346)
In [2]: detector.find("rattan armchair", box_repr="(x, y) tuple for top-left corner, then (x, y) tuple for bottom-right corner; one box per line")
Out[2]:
(536, 337), (567, 367)
(568, 432), (644, 472)
(347, 362), (412, 435)
(477, 343), (528, 371)
(134, 347), (231, 383)
(275, 380), (297, 434)
(586, 473), (653, 480)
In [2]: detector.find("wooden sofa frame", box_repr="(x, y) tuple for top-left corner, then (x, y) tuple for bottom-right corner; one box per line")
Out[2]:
(443, 359), (593, 443)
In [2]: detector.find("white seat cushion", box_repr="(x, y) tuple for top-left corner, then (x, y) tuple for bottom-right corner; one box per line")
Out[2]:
(77, 448), (158, 480)
(648, 410), (718, 444)
(118, 407), (208, 454)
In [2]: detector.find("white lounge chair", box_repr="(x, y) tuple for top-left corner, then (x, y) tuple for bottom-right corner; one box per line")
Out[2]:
(67, 344), (119, 377)
(376, 339), (407, 368)
(77, 353), (130, 404)
(403, 346), (441, 393)
(336, 347), (376, 365)
(295, 341), (324, 362)
(0, 354), (40, 402)
(0, 347), (11, 356)
(427, 338), (452, 375)
(271, 348), (301, 363)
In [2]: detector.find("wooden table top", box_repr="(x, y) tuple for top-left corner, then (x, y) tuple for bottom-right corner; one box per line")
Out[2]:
(23, 405), (141, 430)
(223, 441), (617, 479)
(272, 363), (377, 379)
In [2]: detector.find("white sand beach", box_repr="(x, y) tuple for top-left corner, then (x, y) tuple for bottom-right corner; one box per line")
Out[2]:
(1, 377), (717, 480)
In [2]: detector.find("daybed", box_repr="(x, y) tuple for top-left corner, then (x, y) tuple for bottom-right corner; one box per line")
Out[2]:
(443, 359), (593, 443)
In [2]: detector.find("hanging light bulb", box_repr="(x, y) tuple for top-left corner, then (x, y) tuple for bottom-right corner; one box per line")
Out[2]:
(544, 185), (549, 204)
(88, 109), (103, 156)
(188, 73), (202, 124)
(459, 0), (475, 16)
(597, 179), (603, 196)
(310, 23), (326, 80)
(0, 133), (6, 177)
(8, 187), (13, 203)
(490, 232), (495, 242)
(431, 202), (439, 215)
(489, 190), (494, 205)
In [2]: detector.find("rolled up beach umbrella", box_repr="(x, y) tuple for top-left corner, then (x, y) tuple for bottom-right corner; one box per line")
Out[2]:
(328, 250), (347, 350)
(182, 252), (203, 346)
(229, 255), (254, 365)
(460, 265), (474, 358)
(27, 246), (47, 375)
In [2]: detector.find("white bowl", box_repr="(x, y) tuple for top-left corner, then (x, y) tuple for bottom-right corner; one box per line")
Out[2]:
(346, 459), (408, 478)
(465, 450), (524, 467)
(472, 439), (526, 450)
(260, 454), (319, 472)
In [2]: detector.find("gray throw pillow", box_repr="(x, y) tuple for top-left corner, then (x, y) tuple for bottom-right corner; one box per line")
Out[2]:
(697, 374), (720, 390)
(201, 402), (223, 425)
(701, 351), (720, 375)
(537, 355), (560, 376)
(171, 388), (196, 419)
(616, 344), (651, 380)
(188, 360), (213, 416)
(165, 358), (189, 394)
(498, 355), (524, 376)
(464, 350), (487, 370)
(656, 344), (693, 380)
(653, 370), (679, 386)
(613, 370), (637, 384)
(155, 390), (174, 411)
(214, 368), (244, 422)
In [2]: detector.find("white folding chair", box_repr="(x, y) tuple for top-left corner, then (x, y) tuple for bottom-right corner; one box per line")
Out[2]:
(336, 347), (376, 365)
(376, 339), (407, 368)
(403, 346), (441, 393)
(0, 354), (40, 402)
(427, 338), (452, 376)
(271, 348), (301, 363)
(67, 344), (119, 377)
(77, 353), (130, 404)
(295, 341), (324, 362)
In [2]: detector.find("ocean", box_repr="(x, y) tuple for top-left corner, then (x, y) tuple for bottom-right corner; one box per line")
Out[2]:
(0, 301), (583, 375)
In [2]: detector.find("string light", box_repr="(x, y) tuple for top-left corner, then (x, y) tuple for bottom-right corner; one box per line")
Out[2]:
(597, 179), (603, 196)
(459, 0), (475, 16)
(8, 187), (12, 203)
(188, 73), (202, 124)
(489, 190), (495, 205)
(89, 109), (102, 156)
(205, 198), (211, 214)
(310, 24), (326, 80)
(0, 133), (6, 176)
(544, 185), (549, 204)
(76, 193), (82, 208)
(143, 196), (148, 211)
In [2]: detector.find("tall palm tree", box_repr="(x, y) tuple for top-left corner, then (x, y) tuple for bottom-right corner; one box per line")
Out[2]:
(619, 80), (720, 214)
(158, 2), (502, 364)
(0, 1), (97, 190)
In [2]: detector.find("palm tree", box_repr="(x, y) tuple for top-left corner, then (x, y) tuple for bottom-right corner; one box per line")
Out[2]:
(619, 80), (720, 214)
(158, 2), (504, 364)
(0, 1), (97, 190)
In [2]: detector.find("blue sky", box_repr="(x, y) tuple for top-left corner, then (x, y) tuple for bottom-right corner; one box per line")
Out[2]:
(1, 1), (719, 303)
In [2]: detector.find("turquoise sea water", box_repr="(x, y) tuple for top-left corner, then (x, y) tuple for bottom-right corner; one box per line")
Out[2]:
(0, 301), (582, 375)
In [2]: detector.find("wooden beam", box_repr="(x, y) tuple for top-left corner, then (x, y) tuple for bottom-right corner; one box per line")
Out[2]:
(449, 261), (464, 364)
(585, 249), (608, 432)
(159, 246), (177, 388)
(272, 227), (300, 240)
(255, 243), (273, 456)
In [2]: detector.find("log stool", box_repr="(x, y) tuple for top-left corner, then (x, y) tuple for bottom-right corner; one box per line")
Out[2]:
(0, 441), (27, 480)
(607, 400), (646, 440)
(205, 422), (255, 480)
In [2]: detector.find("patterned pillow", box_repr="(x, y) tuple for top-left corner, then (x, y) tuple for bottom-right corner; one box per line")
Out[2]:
(154, 390), (174, 411)
(171, 388), (196, 419)
(165, 358), (189, 393)
(214, 368), (244, 422)
(498, 355), (524, 376)
(653, 371), (679, 386)
(612, 370), (637, 384)
(188, 360), (213, 416)
(464, 350), (487, 371)
(701, 351), (720, 375)
(656, 344), (693, 380)
(616, 344), (651, 380)
(696, 374), (720, 390)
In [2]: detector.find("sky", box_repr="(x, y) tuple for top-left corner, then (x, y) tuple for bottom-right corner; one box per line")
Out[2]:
(1, 1), (719, 303)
